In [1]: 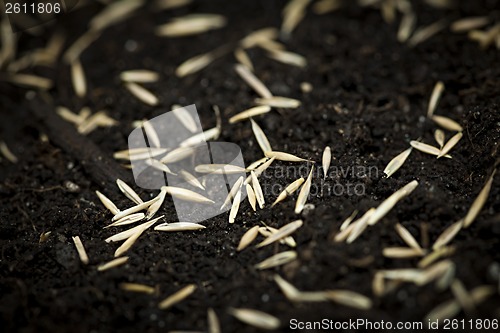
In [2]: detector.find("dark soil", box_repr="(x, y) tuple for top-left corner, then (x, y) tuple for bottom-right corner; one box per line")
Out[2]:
(1, 1), (500, 332)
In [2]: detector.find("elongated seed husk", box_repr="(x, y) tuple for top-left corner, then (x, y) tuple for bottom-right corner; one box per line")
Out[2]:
(437, 132), (463, 158)
(154, 222), (206, 231)
(272, 177), (305, 207)
(295, 167), (313, 214)
(234, 64), (272, 98)
(267, 49), (307, 67)
(105, 217), (163, 243)
(451, 279), (475, 314)
(256, 220), (303, 248)
(176, 52), (214, 77)
(255, 251), (297, 270)
(146, 188), (167, 219)
(265, 226), (296, 247)
(229, 187), (242, 223)
(96, 190), (120, 215)
(433, 220), (463, 250)
(255, 96), (301, 108)
(234, 48), (254, 71)
(114, 227), (145, 257)
(250, 119), (272, 154)
(246, 184), (257, 211)
(120, 283), (155, 294)
(125, 82), (159, 106)
(97, 256), (129, 271)
(105, 213), (145, 228)
(117, 179), (143, 205)
(163, 186), (214, 204)
(340, 210), (358, 231)
(156, 14), (226, 37)
(368, 180), (418, 225)
(160, 146), (197, 164)
(114, 147), (168, 161)
(221, 177), (244, 210)
(383, 147), (412, 178)
(246, 157), (275, 183)
(237, 225), (259, 251)
(112, 197), (160, 221)
(120, 70), (159, 83)
(146, 159), (176, 175)
(274, 274), (301, 300)
(322, 146), (331, 178)
(427, 81), (445, 117)
(383, 247), (425, 258)
(435, 129), (445, 148)
(251, 171), (265, 209)
(408, 19), (447, 48)
(410, 140), (451, 157)
(463, 170), (496, 228)
(143, 120), (161, 148)
(451, 17), (490, 32)
(195, 164), (246, 174)
(229, 106), (271, 124)
(346, 208), (374, 243)
(158, 284), (197, 310)
(180, 126), (221, 147)
(240, 27), (279, 48)
(228, 308), (280, 330)
(172, 106), (198, 133)
(208, 308), (221, 333)
(265, 150), (308, 162)
(325, 290), (372, 310)
(246, 157), (269, 171)
(179, 170), (205, 190)
(71, 60), (86, 98)
(418, 246), (456, 268)
(72, 236), (89, 264)
(395, 223), (424, 253)
(432, 115), (463, 132)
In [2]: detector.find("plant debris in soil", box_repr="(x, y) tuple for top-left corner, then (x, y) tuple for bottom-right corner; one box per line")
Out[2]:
(1, 0), (500, 332)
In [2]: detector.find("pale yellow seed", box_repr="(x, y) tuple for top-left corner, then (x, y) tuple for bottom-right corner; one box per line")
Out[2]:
(295, 167), (313, 214)
(234, 64), (272, 98)
(438, 132), (463, 158)
(234, 48), (254, 71)
(463, 170), (496, 228)
(255, 96), (301, 109)
(433, 220), (463, 250)
(237, 225), (259, 251)
(120, 283), (155, 294)
(158, 284), (197, 310)
(322, 146), (331, 179)
(246, 184), (257, 211)
(250, 119), (272, 154)
(395, 223), (424, 253)
(256, 220), (303, 248)
(383, 147), (412, 178)
(229, 187), (242, 223)
(71, 60), (86, 98)
(229, 106), (271, 124)
(125, 82), (159, 106)
(427, 81), (445, 117)
(72, 236), (89, 264)
(228, 308), (280, 330)
(97, 257), (129, 271)
(435, 129), (445, 148)
(251, 171), (265, 209)
(254, 251), (297, 270)
(265, 150), (308, 162)
(432, 115), (463, 132)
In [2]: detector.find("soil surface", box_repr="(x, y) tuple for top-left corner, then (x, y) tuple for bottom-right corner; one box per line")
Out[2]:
(1, 1), (500, 332)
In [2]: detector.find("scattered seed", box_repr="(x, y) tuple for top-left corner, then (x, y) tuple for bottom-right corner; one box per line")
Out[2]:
(408, 19), (448, 48)
(250, 118), (272, 154)
(229, 186), (242, 223)
(106, 217), (163, 243)
(156, 14), (226, 37)
(145, 158), (176, 175)
(179, 119), (221, 147)
(142, 120), (161, 148)
(434, 129), (445, 148)
(3, 73), (53, 90)
(256, 220), (303, 248)
(72, 236), (89, 265)
(463, 169), (496, 228)
(114, 147), (168, 161)
(234, 48), (254, 71)
(368, 180), (419, 225)
(257, 39), (287, 53)
(235, 64), (272, 98)
(346, 208), (374, 243)
(178, 170), (205, 190)
(163, 186), (214, 204)
(251, 171), (265, 209)
(325, 290), (372, 310)
(451, 279), (475, 314)
(265, 226), (297, 248)
(281, 0), (311, 39)
(56, 106), (83, 125)
(176, 52), (215, 77)
(295, 167), (313, 214)
(154, 0), (192, 11)
(272, 177), (305, 207)
(397, 11), (416, 42)
(468, 23), (500, 49)
(169, 106), (199, 133)
(0, 141), (18, 163)
(427, 81), (445, 117)
(255, 96), (301, 109)
(97, 256), (129, 271)
(106, 213), (145, 228)
(410, 140), (451, 158)
(246, 157), (269, 171)
(255, 251), (297, 270)
(154, 222), (206, 231)
(90, 0), (145, 32)
(70, 60), (86, 98)
(313, 0), (342, 14)
(334, 220), (357, 242)
(160, 146), (197, 164)
(114, 227), (145, 257)
(146, 188), (167, 220)
(207, 308), (221, 333)
(267, 49), (306, 67)
(420, 260), (455, 286)
(221, 177), (245, 210)
(425, 298), (461, 322)
(237, 225), (259, 251)
(418, 246), (456, 268)
(322, 146), (331, 179)
(433, 220), (463, 250)
(117, 179), (143, 205)
(383, 247), (424, 258)
(273, 274), (301, 300)
(432, 115), (463, 132)
(228, 308), (280, 330)
(451, 16), (490, 33)
(438, 132), (463, 158)
(246, 184), (257, 211)
(195, 164), (246, 174)
(159, 284), (197, 310)
(383, 147), (412, 178)
(395, 223), (424, 253)
(63, 30), (101, 64)
(77, 111), (118, 135)
(240, 27), (279, 49)
(229, 106), (271, 124)
(120, 282), (155, 294)
(265, 151), (308, 162)
(340, 210), (358, 231)
(247, 157), (275, 182)
(125, 82), (159, 106)
(120, 69), (159, 83)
